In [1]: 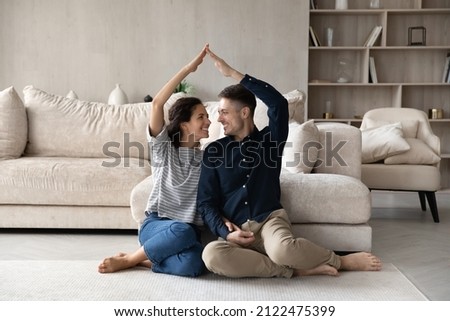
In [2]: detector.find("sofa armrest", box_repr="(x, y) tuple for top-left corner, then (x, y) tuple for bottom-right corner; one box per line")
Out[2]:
(130, 175), (153, 225)
(313, 122), (362, 179)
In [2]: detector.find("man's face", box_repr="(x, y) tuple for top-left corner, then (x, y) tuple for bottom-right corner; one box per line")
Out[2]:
(217, 98), (246, 138)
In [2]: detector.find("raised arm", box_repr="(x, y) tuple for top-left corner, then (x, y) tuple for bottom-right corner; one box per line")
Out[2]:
(149, 44), (208, 137)
(206, 47), (244, 82)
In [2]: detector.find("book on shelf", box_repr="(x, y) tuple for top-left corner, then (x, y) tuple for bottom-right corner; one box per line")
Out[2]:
(309, 26), (321, 47)
(369, 56), (378, 84)
(442, 53), (450, 83)
(364, 26), (382, 47)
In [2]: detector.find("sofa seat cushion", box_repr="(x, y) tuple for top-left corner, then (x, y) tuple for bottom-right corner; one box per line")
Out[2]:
(0, 157), (151, 206)
(361, 163), (440, 191)
(280, 171), (371, 224)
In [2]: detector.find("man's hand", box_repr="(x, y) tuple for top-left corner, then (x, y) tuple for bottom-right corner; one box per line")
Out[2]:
(207, 46), (244, 81)
(222, 216), (255, 247)
(226, 228), (255, 247)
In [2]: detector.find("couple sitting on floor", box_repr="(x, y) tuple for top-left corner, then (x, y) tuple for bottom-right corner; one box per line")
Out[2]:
(98, 44), (382, 278)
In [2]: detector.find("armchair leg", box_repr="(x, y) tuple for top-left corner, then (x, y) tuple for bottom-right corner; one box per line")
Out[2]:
(418, 191), (426, 211)
(424, 191), (440, 223)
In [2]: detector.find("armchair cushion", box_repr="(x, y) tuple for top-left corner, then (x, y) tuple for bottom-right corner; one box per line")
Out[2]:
(363, 119), (419, 138)
(384, 138), (441, 165)
(361, 122), (410, 163)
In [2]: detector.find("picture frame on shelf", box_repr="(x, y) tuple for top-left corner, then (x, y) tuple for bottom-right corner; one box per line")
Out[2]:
(408, 26), (426, 46)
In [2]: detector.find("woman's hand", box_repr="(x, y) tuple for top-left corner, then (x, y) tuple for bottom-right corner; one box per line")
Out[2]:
(185, 43), (209, 73)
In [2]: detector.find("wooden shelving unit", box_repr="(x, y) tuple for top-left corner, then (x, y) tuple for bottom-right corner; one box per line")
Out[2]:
(308, 0), (450, 189)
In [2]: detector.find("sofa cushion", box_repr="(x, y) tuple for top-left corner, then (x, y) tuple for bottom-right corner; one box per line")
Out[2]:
(253, 89), (306, 130)
(23, 86), (151, 159)
(384, 138), (441, 165)
(0, 86), (27, 160)
(0, 157), (151, 206)
(361, 122), (410, 163)
(282, 120), (319, 173)
(280, 170), (371, 224)
(131, 170), (371, 226)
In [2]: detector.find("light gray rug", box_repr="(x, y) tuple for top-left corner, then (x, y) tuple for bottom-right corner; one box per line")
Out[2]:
(0, 260), (427, 301)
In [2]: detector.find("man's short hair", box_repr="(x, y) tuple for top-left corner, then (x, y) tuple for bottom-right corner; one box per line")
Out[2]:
(218, 84), (256, 115)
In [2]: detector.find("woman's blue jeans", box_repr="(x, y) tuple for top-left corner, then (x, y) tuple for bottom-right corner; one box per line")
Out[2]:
(138, 212), (205, 277)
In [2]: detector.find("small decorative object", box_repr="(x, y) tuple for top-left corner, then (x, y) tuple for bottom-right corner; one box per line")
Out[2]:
(323, 100), (333, 119)
(336, 57), (354, 83)
(108, 83), (129, 105)
(408, 26), (426, 46)
(326, 27), (334, 47)
(429, 108), (443, 119)
(335, 0), (348, 10)
(66, 90), (78, 99)
(144, 95), (153, 102)
(174, 80), (194, 94)
(370, 0), (380, 9)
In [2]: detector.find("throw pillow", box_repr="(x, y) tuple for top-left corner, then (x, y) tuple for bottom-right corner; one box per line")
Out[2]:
(361, 122), (411, 163)
(282, 120), (320, 173)
(364, 118), (419, 138)
(253, 89), (306, 130)
(0, 86), (27, 160)
(23, 85), (151, 159)
(384, 138), (441, 165)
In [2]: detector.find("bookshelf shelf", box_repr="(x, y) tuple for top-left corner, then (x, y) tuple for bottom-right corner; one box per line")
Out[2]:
(308, 0), (450, 189)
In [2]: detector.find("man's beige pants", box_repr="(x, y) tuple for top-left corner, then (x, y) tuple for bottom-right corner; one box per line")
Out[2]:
(202, 209), (341, 278)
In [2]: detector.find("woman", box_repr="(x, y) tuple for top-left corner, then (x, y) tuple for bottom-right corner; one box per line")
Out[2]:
(98, 44), (211, 277)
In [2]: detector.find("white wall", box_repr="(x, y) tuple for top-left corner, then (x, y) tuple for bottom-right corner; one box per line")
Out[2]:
(0, 0), (308, 102)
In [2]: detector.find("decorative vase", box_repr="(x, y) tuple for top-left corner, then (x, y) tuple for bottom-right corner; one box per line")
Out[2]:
(66, 90), (78, 99)
(335, 0), (348, 10)
(108, 84), (129, 105)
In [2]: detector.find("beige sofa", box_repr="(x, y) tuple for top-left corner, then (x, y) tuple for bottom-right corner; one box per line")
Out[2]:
(0, 85), (152, 229)
(1, 85), (372, 252)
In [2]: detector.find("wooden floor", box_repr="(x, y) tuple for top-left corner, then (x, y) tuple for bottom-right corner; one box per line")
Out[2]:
(0, 190), (449, 300)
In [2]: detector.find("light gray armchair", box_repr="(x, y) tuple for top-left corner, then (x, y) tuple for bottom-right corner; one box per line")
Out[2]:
(360, 108), (441, 223)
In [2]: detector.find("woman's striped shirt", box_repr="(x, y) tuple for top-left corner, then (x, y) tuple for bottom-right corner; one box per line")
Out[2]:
(145, 126), (203, 226)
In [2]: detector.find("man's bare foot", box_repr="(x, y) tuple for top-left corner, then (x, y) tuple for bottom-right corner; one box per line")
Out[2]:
(339, 252), (382, 271)
(293, 264), (339, 277)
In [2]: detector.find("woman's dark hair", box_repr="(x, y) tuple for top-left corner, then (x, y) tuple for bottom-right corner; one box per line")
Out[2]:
(167, 97), (203, 148)
(218, 84), (256, 116)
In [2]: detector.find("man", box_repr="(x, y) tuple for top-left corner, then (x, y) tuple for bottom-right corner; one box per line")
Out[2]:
(198, 47), (382, 278)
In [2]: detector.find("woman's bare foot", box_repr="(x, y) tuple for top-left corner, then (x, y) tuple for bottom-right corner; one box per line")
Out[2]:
(98, 252), (152, 273)
(115, 252), (152, 268)
(339, 252), (382, 271)
(99, 246), (151, 273)
(98, 255), (134, 273)
(293, 264), (339, 277)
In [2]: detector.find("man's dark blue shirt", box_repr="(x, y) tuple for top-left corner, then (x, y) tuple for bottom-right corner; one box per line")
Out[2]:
(197, 74), (289, 239)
